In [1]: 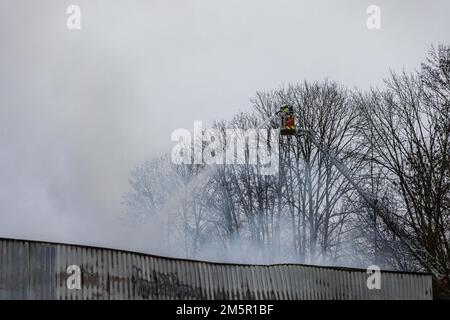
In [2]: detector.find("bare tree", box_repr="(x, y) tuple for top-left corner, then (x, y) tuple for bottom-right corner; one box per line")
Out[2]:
(354, 45), (450, 280)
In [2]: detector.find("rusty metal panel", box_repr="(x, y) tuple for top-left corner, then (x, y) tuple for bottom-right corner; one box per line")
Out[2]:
(0, 237), (434, 300)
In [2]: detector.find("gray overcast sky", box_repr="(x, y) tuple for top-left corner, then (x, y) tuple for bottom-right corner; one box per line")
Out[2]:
(0, 0), (449, 253)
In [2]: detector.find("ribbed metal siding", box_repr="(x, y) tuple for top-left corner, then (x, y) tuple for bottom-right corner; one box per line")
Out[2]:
(0, 238), (433, 300)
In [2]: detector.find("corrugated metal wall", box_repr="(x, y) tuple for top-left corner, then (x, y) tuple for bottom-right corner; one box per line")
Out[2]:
(0, 238), (433, 300)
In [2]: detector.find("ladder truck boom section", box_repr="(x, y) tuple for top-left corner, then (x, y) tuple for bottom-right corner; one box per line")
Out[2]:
(275, 105), (441, 277)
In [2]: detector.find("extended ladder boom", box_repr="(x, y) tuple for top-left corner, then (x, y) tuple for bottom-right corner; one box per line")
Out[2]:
(275, 105), (440, 276)
(294, 128), (441, 277)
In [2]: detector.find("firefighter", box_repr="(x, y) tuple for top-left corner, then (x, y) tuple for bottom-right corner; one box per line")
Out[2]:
(280, 105), (296, 135)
